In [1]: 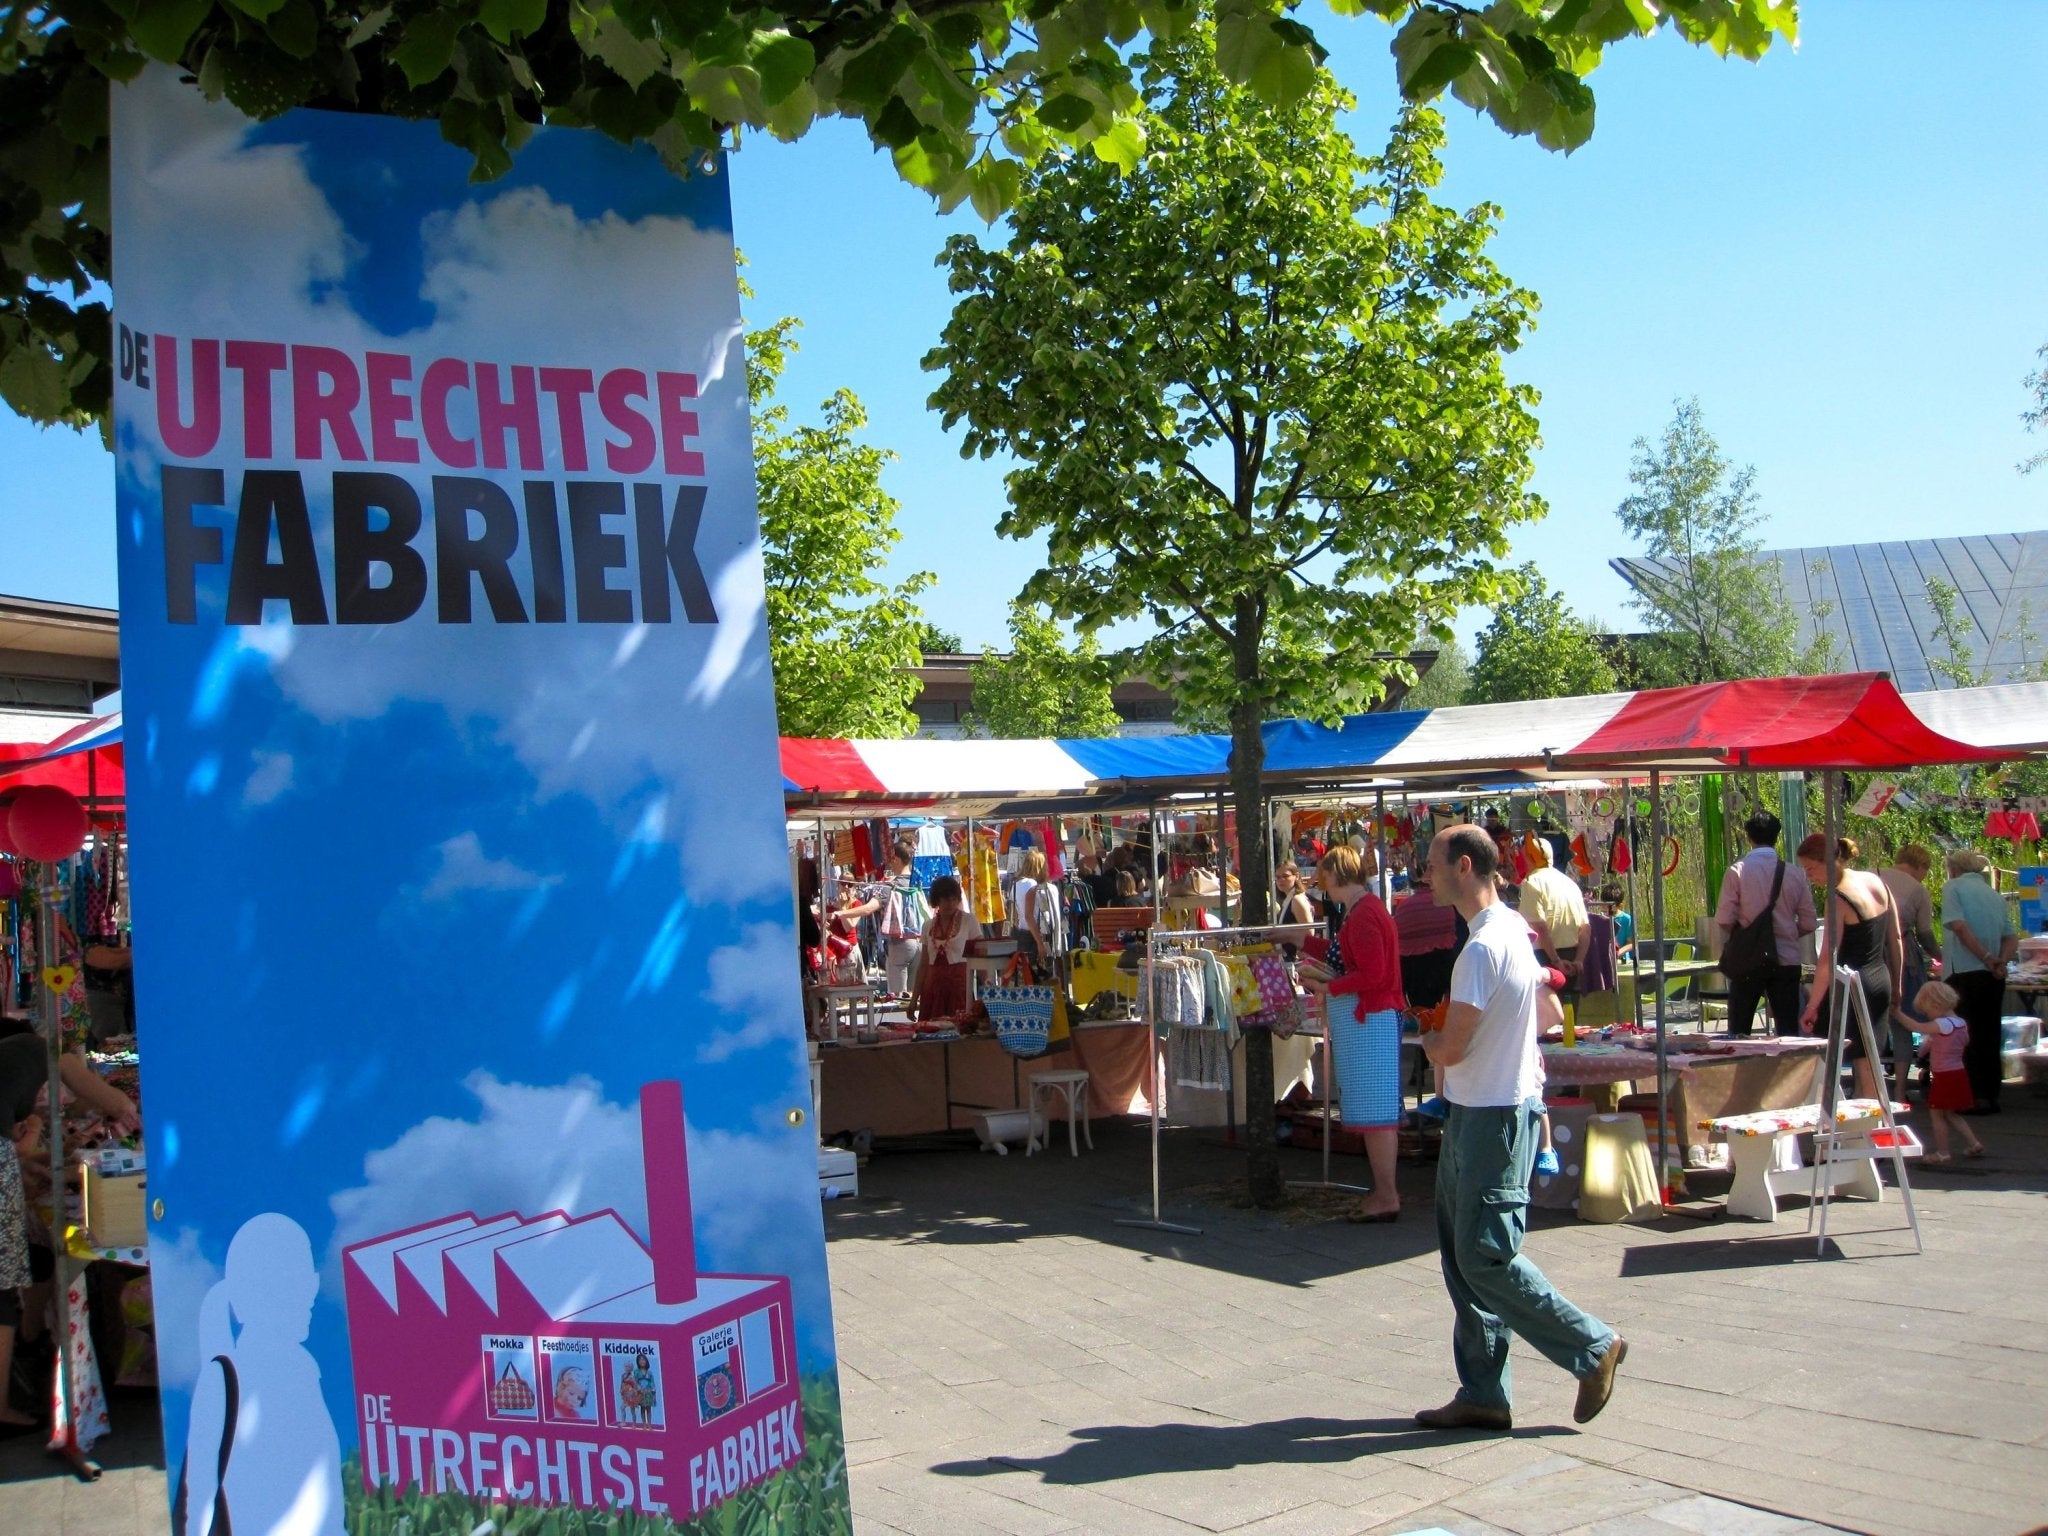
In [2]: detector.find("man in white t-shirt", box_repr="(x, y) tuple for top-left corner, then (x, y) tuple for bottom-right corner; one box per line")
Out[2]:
(1415, 824), (1627, 1433)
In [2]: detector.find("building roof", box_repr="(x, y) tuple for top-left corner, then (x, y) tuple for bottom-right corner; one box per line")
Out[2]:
(0, 592), (121, 712)
(1610, 532), (2048, 691)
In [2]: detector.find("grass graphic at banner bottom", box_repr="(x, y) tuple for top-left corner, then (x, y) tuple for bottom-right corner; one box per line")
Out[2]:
(344, 1374), (851, 1536)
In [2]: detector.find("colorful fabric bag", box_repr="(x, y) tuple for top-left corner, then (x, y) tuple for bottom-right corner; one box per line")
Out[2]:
(983, 985), (1056, 1057)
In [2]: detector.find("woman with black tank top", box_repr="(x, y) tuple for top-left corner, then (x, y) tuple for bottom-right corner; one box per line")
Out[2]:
(1796, 834), (1904, 1101)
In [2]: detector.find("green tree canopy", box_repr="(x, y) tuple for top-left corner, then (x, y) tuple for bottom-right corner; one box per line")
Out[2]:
(913, 621), (964, 655)
(1399, 635), (1470, 710)
(2023, 342), (2048, 475)
(964, 600), (1122, 738)
(1615, 397), (1822, 686)
(926, 39), (1543, 1202)
(1, 2), (1795, 431)
(1465, 565), (1617, 704)
(752, 320), (930, 738)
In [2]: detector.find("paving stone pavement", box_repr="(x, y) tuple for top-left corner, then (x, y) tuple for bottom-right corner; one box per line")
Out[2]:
(9, 1091), (2048, 1534)
(827, 1095), (2048, 1536)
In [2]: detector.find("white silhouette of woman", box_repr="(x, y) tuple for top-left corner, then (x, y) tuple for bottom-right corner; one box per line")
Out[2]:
(181, 1213), (345, 1536)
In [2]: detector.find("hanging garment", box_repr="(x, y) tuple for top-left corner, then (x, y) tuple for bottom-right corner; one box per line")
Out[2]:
(968, 841), (1005, 926)
(1041, 821), (1065, 879)
(1578, 911), (1619, 995)
(1170, 1025), (1231, 1090)
(1569, 833), (1594, 877)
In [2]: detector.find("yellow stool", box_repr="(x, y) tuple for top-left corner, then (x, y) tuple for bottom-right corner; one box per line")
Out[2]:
(1576, 1114), (1662, 1223)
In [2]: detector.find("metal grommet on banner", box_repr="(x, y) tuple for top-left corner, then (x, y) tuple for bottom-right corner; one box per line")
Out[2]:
(786, 1107), (807, 1128)
(151, 1198), (165, 1222)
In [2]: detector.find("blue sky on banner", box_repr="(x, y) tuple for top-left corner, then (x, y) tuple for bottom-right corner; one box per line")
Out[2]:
(8, 4), (2047, 650)
(111, 74), (835, 1466)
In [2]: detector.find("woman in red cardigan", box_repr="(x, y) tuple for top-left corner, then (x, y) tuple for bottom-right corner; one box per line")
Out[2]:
(1304, 845), (1406, 1222)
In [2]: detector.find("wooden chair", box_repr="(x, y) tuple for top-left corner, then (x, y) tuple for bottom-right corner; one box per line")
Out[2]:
(1089, 907), (1151, 953)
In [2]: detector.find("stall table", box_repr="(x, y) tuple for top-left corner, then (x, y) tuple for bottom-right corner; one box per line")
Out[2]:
(1615, 959), (1724, 1022)
(818, 1021), (1151, 1138)
(1542, 1036), (1828, 1165)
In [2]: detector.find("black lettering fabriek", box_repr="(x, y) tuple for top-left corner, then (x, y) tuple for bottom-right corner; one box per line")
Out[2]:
(567, 481), (633, 624)
(162, 465), (226, 625)
(227, 470), (329, 625)
(432, 476), (529, 624)
(333, 472), (428, 625)
(633, 484), (717, 625)
(524, 482), (567, 624)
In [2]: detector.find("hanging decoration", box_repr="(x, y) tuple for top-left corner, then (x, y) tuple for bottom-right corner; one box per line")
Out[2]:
(8, 785), (90, 863)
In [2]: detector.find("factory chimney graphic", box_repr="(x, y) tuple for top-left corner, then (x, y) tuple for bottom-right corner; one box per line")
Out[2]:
(343, 1082), (804, 1520)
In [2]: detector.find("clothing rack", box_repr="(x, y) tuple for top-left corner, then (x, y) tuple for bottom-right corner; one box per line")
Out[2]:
(1115, 918), (1320, 1237)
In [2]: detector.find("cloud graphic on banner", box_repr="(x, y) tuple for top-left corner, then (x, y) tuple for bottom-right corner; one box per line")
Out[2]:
(242, 750), (296, 808)
(112, 73), (788, 906)
(419, 188), (740, 382)
(149, 1226), (227, 1395)
(687, 542), (768, 707)
(418, 831), (558, 902)
(324, 1073), (833, 1358)
(699, 922), (803, 1062)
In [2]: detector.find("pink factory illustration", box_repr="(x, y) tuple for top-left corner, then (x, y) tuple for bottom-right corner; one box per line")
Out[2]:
(342, 1082), (804, 1521)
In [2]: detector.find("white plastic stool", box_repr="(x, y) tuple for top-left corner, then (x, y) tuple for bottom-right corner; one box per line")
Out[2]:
(1027, 1069), (1094, 1157)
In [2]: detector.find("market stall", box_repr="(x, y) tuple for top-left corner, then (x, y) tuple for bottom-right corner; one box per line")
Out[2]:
(1, 743), (139, 1475)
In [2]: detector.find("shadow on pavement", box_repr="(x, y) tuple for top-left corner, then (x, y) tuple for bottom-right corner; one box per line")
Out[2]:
(931, 1415), (1571, 1485)
(824, 1119), (1445, 1287)
(0, 1387), (167, 1486)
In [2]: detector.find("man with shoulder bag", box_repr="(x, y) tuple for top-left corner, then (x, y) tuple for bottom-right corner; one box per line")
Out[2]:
(1712, 812), (1816, 1037)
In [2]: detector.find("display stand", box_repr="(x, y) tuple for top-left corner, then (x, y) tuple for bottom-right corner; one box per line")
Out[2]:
(1116, 805), (1202, 1235)
(1116, 916), (1321, 1236)
(1807, 779), (1923, 1256)
(37, 865), (100, 1481)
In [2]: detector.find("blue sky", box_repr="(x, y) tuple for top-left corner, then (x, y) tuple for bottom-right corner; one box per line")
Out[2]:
(6, 2), (2046, 652)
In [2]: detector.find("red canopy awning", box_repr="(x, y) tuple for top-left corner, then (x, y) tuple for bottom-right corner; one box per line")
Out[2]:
(1555, 674), (2012, 771)
(0, 717), (126, 802)
(779, 737), (888, 797)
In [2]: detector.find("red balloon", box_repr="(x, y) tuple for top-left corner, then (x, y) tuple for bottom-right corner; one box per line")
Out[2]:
(8, 785), (90, 862)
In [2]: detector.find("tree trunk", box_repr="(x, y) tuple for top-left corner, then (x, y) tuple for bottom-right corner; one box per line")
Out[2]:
(1229, 641), (1282, 1208)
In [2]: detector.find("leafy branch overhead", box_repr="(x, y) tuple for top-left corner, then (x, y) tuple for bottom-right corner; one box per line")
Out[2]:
(2, 1), (1795, 429)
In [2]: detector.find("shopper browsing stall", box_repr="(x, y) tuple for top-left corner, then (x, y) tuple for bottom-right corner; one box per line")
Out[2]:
(1300, 846), (1404, 1223)
(913, 876), (982, 1023)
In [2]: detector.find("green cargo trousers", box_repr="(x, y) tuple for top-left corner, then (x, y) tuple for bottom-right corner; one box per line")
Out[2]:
(1437, 1098), (1615, 1411)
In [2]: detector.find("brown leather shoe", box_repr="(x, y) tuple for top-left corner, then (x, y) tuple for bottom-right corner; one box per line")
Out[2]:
(1574, 1336), (1628, 1424)
(1414, 1399), (1512, 1432)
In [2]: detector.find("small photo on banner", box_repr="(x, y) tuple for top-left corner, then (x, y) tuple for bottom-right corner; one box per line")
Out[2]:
(483, 1336), (539, 1422)
(602, 1339), (667, 1431)
(538, 1336), (598, 1426)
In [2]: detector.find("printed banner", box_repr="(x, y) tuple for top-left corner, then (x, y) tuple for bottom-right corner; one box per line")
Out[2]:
(111, 69), (848, 1533)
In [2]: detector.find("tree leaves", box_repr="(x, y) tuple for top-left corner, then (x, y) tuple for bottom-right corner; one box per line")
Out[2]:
(1467, 565), (1618, 703)
(0, 0), (1799, 433)
(750, 319), (935, 739)
(126, 0), (219, 63)
(965, 601), (1124, 737)
(1615, 397), (1805, 685)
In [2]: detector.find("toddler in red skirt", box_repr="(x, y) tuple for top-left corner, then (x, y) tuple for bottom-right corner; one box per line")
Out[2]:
(1914, 980), (1985, 1164)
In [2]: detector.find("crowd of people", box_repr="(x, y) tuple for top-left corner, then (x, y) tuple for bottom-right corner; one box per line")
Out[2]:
(1711, 812), (2017, 1115)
